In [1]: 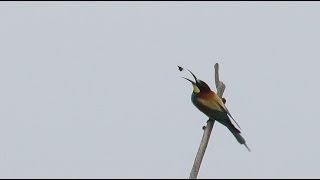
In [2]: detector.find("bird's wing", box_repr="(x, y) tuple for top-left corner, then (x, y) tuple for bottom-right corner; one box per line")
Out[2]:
(213, 94), (242, 130)
(198, 92), (242, 130)
(217, 103), (241, 130)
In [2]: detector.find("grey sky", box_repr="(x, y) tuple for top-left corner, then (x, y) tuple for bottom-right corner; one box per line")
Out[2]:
(0, 2), (319, 178)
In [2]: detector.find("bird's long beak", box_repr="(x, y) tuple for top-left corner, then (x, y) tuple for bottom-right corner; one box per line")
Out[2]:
(182, 77), (196, 85)
(182, 69), (200, 93)
(187, 69), (198, 83)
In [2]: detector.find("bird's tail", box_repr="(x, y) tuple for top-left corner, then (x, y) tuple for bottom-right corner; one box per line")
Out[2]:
(227, 125), (251, 152)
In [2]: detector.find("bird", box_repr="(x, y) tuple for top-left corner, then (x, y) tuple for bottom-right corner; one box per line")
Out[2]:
(181, 68), (250, 152)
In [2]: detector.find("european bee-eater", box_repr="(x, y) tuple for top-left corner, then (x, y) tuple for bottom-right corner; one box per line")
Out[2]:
(182, 68), (250, 152)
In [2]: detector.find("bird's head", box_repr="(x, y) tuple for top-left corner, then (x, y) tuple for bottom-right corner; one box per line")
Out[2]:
(182, 69), (211, 94)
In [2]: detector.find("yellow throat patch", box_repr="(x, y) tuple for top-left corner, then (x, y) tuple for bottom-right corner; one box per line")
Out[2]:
(192, 84), (200, 93)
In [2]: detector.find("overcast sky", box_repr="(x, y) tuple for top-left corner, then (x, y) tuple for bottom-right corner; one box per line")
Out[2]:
(0, 2), (320, 179)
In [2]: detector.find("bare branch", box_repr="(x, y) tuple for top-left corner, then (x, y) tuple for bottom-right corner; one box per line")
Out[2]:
(214, 63), (226, 98)
(189, 63), (226, 179)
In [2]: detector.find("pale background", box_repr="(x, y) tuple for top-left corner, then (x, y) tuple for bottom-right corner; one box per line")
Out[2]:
(0, 2), (319, 178)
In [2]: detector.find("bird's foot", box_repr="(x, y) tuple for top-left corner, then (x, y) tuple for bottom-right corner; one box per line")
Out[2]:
(222, 98), (226, 104)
